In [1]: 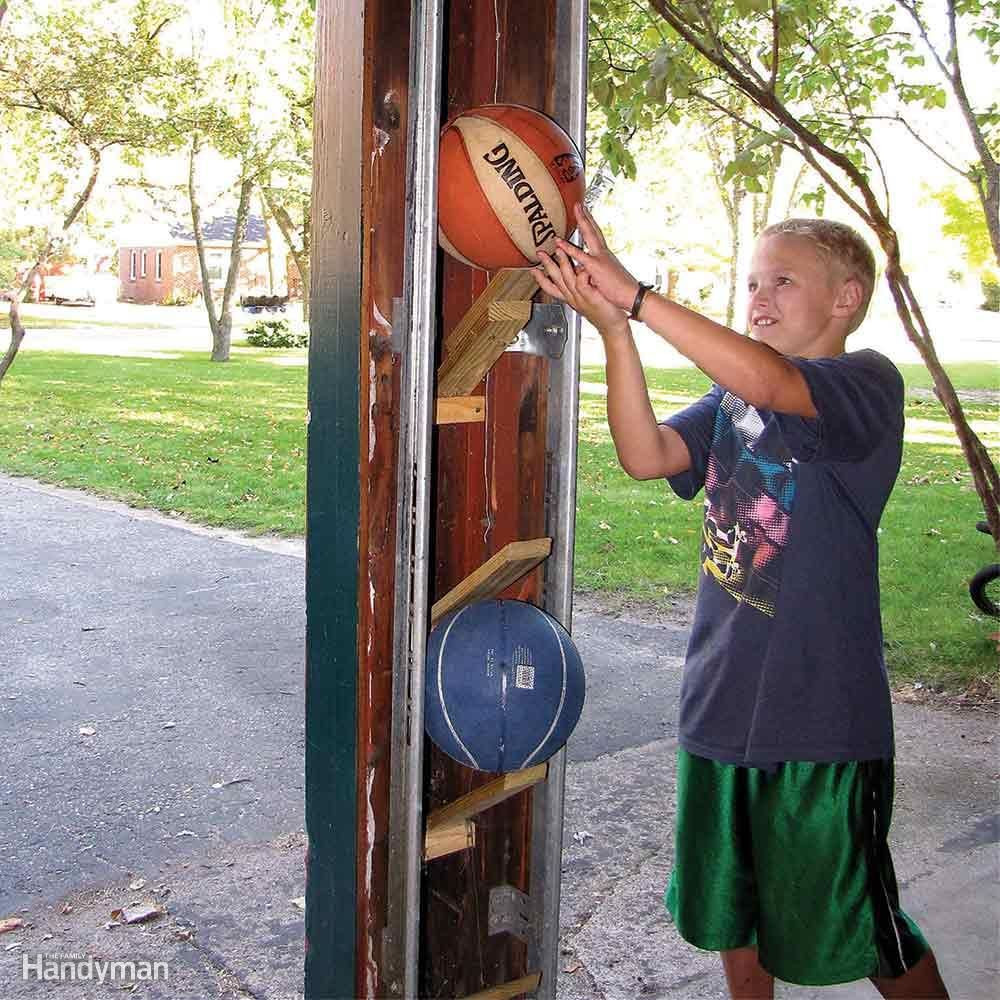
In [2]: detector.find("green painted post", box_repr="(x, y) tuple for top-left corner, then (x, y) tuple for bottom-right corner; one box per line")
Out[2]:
(304, 1), (363, 997)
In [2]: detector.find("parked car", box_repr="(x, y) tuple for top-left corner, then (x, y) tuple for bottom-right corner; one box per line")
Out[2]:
(41, 267), (97, 306)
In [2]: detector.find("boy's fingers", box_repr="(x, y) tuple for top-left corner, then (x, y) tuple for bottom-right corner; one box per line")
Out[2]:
(574, 202), (607, 251)
(532, 265), (560, 297)
(555, 240), (587, 266)
(554, 248), (581, 289)
(537, 252), (572, 300)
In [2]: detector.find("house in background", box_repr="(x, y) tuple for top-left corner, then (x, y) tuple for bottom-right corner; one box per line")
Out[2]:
(118, 215), (299, 304)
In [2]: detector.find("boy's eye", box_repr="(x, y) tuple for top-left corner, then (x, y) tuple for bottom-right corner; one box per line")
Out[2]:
(777, 276), (791, 285)
(747, 281), (758, 292)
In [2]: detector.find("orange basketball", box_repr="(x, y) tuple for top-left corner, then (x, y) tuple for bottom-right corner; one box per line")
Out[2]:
(437, 104), (585, 270)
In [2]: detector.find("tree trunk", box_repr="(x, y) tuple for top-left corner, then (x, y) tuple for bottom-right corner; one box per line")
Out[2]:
(261, 193), (276, 294)
(753, 146), (782, 235)
(189, 138), (221, 350)
(973, 171), (1000, 269)
(724, 186), (743, 328)
(264, 189), (311, 326)
(213, 174), (253, 362)
(0, 294), (27, 384)
(784, 162), (809, 217)
(881, 250), (1000, 548)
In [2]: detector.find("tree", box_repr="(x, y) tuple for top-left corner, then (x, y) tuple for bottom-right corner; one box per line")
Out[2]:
(0, 0), (184, 386)
(170, 0), (314, 360)
(588, 0), (999, 543)
(187, 137), (255, 362)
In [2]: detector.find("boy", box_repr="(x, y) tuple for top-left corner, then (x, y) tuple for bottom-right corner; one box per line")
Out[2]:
(533, 206), (949, 999)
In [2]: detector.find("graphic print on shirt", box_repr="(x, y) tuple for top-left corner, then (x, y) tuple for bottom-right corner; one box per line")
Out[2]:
(701, 393), (796, 616)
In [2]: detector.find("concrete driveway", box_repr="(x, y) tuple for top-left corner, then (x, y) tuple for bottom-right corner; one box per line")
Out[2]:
(0, 474), (996, 999)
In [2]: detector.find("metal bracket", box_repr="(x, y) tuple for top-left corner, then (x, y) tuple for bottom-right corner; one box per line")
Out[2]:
(488, 884), (533, 944)
(504, 303), (568, 359)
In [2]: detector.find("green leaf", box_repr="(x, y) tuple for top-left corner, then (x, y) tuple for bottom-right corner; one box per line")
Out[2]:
(592, 78), (614, 108)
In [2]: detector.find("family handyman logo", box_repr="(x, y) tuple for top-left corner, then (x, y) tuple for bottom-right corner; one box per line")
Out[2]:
(22, 952), (169, 984)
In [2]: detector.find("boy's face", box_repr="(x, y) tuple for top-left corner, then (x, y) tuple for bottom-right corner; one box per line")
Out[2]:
(746, 234), (853, 358)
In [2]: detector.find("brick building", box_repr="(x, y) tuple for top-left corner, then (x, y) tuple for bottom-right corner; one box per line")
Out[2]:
(118, 215), (297, 304)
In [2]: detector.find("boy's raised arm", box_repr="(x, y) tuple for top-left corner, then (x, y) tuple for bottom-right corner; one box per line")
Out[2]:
(601, 323), (693, 481)
(531, 223), (691, 481)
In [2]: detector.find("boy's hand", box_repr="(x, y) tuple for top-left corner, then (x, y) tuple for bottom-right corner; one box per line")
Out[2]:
(554, 203), (640, 313)
(533, 244), (628, 336)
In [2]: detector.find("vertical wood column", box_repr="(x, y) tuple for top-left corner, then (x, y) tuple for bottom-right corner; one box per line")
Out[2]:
(357, 3), (411, 996)
(306, 1), (410, 997)
(304, 0), (365, 995)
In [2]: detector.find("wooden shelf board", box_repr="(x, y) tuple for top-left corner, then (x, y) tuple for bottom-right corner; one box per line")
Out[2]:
(424, 817), (476, 861)
(426, 763), (548, 832)
(435, 395), (486, 425)
(462, 972), (542, 1000)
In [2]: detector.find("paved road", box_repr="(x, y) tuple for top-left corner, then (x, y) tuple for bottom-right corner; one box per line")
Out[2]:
(0, 474), (996, 999)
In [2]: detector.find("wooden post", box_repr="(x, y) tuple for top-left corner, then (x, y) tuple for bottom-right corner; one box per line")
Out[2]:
(306, 1), (410, 998)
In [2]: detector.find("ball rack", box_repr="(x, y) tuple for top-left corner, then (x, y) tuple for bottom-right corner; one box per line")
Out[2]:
(305, 2), (588, 999)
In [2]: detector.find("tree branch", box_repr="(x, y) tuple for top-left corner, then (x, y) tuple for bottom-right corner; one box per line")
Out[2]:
(769, 0), (780, 93)
(649, 0), (889, 233)
(62, 147), (102, 232)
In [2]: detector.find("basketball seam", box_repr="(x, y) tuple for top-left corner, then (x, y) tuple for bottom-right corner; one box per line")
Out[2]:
(436, 606), (480, 769)
(520, 607), (568, 768)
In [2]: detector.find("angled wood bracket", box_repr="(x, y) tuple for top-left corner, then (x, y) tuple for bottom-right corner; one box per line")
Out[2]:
(437, 268), (539, 397)
(423, 764), (549, 863)
(431, 537), (552, 625)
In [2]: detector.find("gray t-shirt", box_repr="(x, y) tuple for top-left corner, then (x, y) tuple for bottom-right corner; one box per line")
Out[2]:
(663, 349), (904, 765)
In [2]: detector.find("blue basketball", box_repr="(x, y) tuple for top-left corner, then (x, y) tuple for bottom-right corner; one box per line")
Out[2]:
(424, 599), (585, 772)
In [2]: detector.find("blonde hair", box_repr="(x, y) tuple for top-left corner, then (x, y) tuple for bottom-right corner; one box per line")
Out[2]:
(760, 218), (877, 332)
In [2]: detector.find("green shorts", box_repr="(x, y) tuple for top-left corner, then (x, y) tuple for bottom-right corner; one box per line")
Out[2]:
(664, 749), (929, 987)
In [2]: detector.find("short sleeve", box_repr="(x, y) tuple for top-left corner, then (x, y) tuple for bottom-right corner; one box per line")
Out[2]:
(661, 386), (724, 499)
(774, 350), (904, 464)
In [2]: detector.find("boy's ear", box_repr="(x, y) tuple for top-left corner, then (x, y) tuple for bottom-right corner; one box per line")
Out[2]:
(832, 277), (864, 319)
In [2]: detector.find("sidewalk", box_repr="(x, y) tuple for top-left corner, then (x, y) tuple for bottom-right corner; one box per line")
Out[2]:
(0, 474), (996, 999)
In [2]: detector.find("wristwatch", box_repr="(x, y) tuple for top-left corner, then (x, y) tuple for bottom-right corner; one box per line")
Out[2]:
(629, 281), (654, 321)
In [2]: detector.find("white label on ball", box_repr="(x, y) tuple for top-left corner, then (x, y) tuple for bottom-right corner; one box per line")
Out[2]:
(513, 644), (535, 690)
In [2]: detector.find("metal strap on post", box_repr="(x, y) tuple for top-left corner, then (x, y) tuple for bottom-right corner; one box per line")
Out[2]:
(531, 2), (589, 997)
(384, 1), (445, 997)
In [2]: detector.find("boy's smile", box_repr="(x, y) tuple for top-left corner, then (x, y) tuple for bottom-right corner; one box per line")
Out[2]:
(746, 233), (856, 359)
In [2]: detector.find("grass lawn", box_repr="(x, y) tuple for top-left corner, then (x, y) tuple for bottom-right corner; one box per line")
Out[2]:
(0, 350), (996, 692)
(0, 351), (308, 533)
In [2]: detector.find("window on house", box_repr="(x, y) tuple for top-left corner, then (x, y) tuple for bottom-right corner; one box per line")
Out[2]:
(129, 251), (137, 281)
(155, 251), (163, 281)
(140, 251), (147, 278)
(206, 252), (226, 283)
